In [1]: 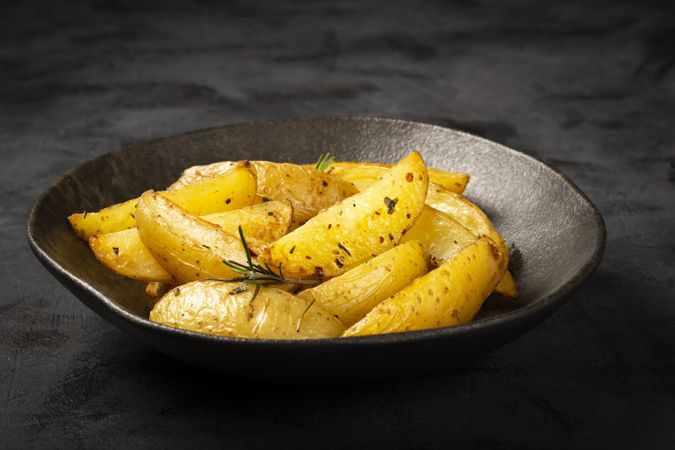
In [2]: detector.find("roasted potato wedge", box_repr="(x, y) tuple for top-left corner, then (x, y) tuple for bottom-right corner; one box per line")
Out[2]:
(90, 226), (175, 283)
(167, 161), (238, 189)
(135, 191), (250, 283)
(494, 270), (519, 298)
(297, 241), (428, 327)
(331, 164), (517, 297)
(402, 206), (477, 266)
(259, 151), (429, 279)
(328, 161), (469, 194)
(89, 201), (292, 283)
(344, 237), (506, 336)
(168, 160), (358, 229)
(69, 163), (257, 240)
(150, 281), (345, 339)
(425, 186), (516, 297)
(201, 200), (292, 245)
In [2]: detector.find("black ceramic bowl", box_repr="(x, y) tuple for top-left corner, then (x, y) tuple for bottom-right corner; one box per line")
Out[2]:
(27, 117), (605, 382)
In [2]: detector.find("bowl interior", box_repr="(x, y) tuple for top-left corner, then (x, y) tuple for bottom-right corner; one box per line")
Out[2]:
(27, 117), (604, 377)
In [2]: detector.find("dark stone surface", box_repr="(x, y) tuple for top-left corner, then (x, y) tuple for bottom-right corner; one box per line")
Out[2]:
(1, 0), (673, 448)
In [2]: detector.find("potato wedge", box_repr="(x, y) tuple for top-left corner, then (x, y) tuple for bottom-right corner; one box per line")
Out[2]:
(168, 160), (358, 229)
(135, 191), (250, 283)
(201, 200), (292, 245)
(90, 227), (175, 283)
(425, 186), (516, 297)
(344, 237), (506, 336)
(494, 270), (519, 298)
(328, 162), (469, 194)
(259, 151), (429, 279)
(402, 206), (477, 266)
(297, 241), (428, 327)
(330, 164), (517, 297)
(89, 201), (292, 283)
(69, 163), (257, 240)
(150, 281), (345, 339)
(167, 161), (237, 189)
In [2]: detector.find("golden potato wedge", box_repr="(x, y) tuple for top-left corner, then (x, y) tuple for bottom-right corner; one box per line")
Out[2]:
(424, 186), (517, 298)
(344, 237), (506, 336)
(90, 227), (175, 283)
(150, 281), (345, 339)
(168, 160), (358, 229)
(252, 161), (358, 228)
(167, 161), (238, 190)
(328, 162), (469, 194)
(259, 151), (429, 279)
(402, 206), (477, 266)
(494, 270), (519, 298)
(297, 241), (428, 327)
(135, 191), (249, 283)
(89, 201), (292, 283)
(69, 163), (257, 240)
(201, 200), (292, 245)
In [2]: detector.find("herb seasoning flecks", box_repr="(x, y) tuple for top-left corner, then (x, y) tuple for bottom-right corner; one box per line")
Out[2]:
(384, 196), (398, 214)
(337, 242), (351, 257)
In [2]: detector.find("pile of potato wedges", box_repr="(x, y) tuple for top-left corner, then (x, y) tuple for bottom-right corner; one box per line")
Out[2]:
(69, 151), (517, 339)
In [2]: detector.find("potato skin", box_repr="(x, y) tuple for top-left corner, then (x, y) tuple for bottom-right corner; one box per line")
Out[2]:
(425, 186), (516, 298)
(329, 162), (519, 296)
(89, 201), (292, 283)
(201, 201), (292, 248)
(298, 241), (428, 327)
(69, 164), (257, 240)
(259, 151), (429, 279)
(168, 160), (358, 229)
(135, 191), (247, 283)
(344, 237), (506, 336)
(329, 162), (469, 194)
(251, 162), (358, 229)
(150, 281), (345, 339)
(402, 206), (477, 266)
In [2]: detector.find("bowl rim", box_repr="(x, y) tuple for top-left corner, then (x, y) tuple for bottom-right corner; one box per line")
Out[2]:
(26, 115), (606, 348)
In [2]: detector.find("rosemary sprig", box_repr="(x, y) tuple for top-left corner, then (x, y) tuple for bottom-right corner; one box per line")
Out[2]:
(315, 152), (335, 173)
(218, 226), (318, 302)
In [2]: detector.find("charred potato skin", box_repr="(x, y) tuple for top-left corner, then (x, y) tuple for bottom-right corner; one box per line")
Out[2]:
(344, 237), (506, 336)
(259, 151), (429, 279)
(298, 240), (428, 327)
(150, 281), (345, 339)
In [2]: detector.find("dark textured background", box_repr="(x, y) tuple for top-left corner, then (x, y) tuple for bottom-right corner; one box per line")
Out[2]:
(1, 0), (674, 448)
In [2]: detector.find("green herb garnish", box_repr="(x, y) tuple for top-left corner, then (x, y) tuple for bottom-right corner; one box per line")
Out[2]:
(315, 152), (335, 173)
(219, 226), (318, 302)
